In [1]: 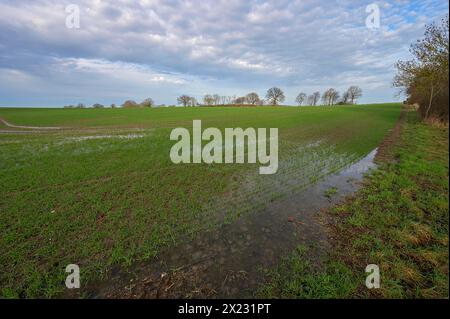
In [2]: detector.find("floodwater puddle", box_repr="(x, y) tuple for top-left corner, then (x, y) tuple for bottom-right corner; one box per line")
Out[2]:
(66, 134), (146, 142)
(88, 148), (378, 298)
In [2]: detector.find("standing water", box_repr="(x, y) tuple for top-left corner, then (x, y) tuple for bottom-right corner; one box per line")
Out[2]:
(90, 148), (378, 298)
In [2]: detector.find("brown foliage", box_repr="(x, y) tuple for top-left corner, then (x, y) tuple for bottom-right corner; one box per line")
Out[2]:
(394, 15), (449, 122)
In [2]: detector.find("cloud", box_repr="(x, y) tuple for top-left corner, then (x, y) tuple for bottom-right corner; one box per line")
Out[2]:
(0, 0), (448, 106)
(54, 57), (187, 85)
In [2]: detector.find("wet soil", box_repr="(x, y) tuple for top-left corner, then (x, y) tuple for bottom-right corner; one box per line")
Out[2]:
(375, 108), (406, 163)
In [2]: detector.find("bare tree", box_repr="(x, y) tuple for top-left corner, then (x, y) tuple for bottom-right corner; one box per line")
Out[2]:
(213, 94), (221, 105)
(322, 88), (339, 105)
(307, 95), (315, 106)
(346, 86), (362, 104)
(330, 90), (340, 105)
(312, 92), (320, 106)
(177, 95), (192, 107)
(295, 93), (307, 106)
(189, 97), (197, 107)
(266, 87), (285, 105)
(234, 96), (246, 104)
(203, 94), (214, 106)
(140, 98), (154, 108)
(245, 92), (260, 105)
(322, 89), (331, 105)
(341, 91), (350, 104)
(122, 100), (138, 108)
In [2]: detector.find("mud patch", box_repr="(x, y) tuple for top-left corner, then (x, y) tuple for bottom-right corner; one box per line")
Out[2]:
(375, 108), (406, 163)
(66, 134), (146, 142)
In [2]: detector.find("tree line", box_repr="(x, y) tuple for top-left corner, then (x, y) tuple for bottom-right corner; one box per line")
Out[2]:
(63, 86), (363, 109)
(295, 86), (362, 106)
(394, 15), (448, 122)
(64, 98), (155, 109)
(177, 86), (362, 107)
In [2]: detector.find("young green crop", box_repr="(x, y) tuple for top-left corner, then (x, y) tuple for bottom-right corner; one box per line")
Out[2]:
(0, 103), (401, 298)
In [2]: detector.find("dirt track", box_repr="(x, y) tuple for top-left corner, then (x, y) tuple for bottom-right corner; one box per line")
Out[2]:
(374, 107), (407, 163)
(0, 117), (64, 130)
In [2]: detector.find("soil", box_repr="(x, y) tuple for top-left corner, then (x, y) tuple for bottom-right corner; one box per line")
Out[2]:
(374, 108), (407, 163)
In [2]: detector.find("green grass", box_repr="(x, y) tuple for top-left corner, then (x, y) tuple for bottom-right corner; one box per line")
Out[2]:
(0, 104), (401, 298)
(324, 187), (338, 199)
(259, 110), (449, 299)
(258, 245), (358, 298)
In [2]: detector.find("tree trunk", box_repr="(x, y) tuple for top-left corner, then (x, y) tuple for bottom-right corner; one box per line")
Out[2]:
(425, 84), (434, 119)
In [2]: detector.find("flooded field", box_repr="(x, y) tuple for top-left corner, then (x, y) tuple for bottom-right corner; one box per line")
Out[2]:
(91, 149), (378, 298)
(0, 104), (400, 298)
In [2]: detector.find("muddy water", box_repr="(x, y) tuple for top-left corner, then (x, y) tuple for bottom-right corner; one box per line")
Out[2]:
(90, 149), (378, 299)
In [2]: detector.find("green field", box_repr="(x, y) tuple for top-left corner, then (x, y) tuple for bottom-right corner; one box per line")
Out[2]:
(0, 104), (401, 298)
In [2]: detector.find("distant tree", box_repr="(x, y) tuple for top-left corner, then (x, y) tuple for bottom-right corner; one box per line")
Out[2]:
(140, 98), (154, 108)
(245, 92), (260, 105)
(110, 103), (117, 108)
(76, 103), (86, 109)
(330, 90), (340, 105)
(322, 90), (330, 105)
(341, 91), (350, 104)
(203, 94), (214, 106)
(122, 100), (138, 108)
(220, 96), (227, 105)
(189, 97), (197, 107)
(234, 96), (247, 104)
(295, 93), (307, 106)
(322, 88), (339, 105)
(266, 87), (285, 105)
(212, 94), (221, 105)
(312, 92), (321, 106)
(177, 95), (192, 107)
(346, 86), (362, 104)
(92, 103), (105, 108)
(307, 95), (315, 106)
(64, 105), (74, 108)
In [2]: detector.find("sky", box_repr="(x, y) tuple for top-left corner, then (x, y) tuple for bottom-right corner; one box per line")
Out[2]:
(0, 0), (448, 107)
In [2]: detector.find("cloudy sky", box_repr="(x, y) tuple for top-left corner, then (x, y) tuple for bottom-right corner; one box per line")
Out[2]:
(0, 0), (448, 107)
